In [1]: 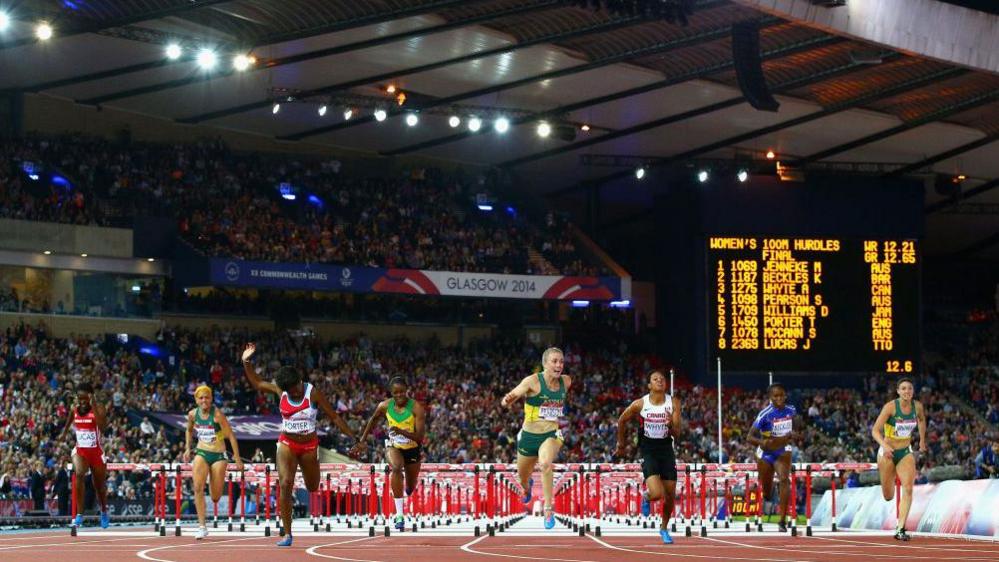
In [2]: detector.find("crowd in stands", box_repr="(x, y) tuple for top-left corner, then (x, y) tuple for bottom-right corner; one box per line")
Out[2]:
(0, 135), (607, 276)
(2, 311), (996, 506)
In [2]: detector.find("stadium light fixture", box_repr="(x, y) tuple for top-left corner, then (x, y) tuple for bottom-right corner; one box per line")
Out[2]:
(536, 121), (552, 138)
(271, 103), (281, 115)
(494, 117), (510, 134)
(405, 113), (419, 127)
(467, 116), (482, 132)
(0, 12), (9, 32)
(343, 108), (353, 121)
(35, 22), (53, 41)
(697, 170), (709, 183)
(165, 43), (182, 60)
(232, 54), (254, 71)
(196, 49), (217, 70)
(374, 109), (387, 122)
(635, 167), (646, 180)
(737, 169), (749, 183)
(318, 105), (327, 117)
(448, 115), (461, 128)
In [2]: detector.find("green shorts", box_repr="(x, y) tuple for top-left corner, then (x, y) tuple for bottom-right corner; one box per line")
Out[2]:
(195, 449), (228, 466)
(516, 429), (563, 457)
(880, 445), (912, 465)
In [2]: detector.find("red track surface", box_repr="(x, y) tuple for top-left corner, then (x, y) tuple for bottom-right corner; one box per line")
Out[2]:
(2, 530), (998, 562)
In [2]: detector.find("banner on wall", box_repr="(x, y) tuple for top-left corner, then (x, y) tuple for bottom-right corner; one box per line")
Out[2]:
(208, 259), (630, 301)
(811, 479), (999, 537)
(145, 412), (325, 440)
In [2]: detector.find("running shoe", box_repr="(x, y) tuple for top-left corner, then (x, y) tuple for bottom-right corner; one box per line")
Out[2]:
(100, 511), (110, 529)
(640, 494), (650, 517)
(544, 509), (555, 530)
(72, 514), (83, 527)
(894, 528), (910, 541)
(394, 514), (405, 531)
(778, 520), (788, 533)
(522, 478), (534, 505)
(660, 529), (674, 544)
(276, 535), (293, 547)
(195, 527), (208, 540)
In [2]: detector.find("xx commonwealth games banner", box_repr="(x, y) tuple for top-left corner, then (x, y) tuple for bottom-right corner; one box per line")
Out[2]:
(209, 259), (630, 301)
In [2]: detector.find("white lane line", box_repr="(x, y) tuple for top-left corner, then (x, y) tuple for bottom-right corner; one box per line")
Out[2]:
(0, 536), (146, 551)
(137, 536), (268, 562)
(302, 537), (384, 561)
(587, 533), (806, 562)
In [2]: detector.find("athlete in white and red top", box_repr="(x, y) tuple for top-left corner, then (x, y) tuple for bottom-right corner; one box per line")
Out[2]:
(59, 382), (110, 528)
(241, 343), (356, 547)
(615, 371), (682, 544)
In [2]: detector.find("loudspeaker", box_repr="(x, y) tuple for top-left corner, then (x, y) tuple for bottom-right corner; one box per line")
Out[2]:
(732, 21), (780, 112)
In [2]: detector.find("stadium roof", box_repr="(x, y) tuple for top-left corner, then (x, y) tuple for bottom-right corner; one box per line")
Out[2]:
(1, 0), (997, 259)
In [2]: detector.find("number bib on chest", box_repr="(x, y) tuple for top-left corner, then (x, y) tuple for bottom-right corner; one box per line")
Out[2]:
(643, 421), (668, 439)
(283, 418), (316, 434)
(538, 401), (563, 421)
(389, 430), (413, 446)
(75, 429), (98, 448)
(196, 426), (217, 443)
(893, 419), (916, 438)
(771, 417), (793, 437)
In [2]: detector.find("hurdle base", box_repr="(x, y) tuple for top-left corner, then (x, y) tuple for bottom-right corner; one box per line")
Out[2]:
(806, 525), (812, 537)
(384, 526), (390, 537)
(71, 525), (77, 537)
(240, 522), (245, 532)
(488, 525), (495, 537)
(791, 526), (798, 537)
(265, 525), (271, 536)
(831, 523), (837, 532)
(326, 523), (332, 532)
(700, 526), (707, 537)
(685, 526), (692, 537)
(595, 526), (601, 537)
(175, 525), (181, 536)
(475, 526), (480, 537)
(228, 522), (233, 531)
(368, 526), (375, 537)
(578, 526), (585, 537)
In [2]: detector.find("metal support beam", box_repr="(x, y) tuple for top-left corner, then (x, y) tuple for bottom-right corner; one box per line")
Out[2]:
(19, 0), (483, 93)
(578, 66), (967, 189)
(949, 229), (999, 259)
(179, 5), (665, 124)
(73, 0), (561, 104)
(0, 0), (234, 50)
(886, 133), (999, 178)
(494, 52), (902, 168)
(925, 178), (999, 214)
(277, 14), (777, 140)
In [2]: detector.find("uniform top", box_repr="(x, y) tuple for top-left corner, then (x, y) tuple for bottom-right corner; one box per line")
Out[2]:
(73, 408), (103, 451)
(523, 373), (566, 424)
(385, 398), (418, 450)
(279, 383), (317, 435)
(884, 399), (918, 441)
(638, 393), (674, 451)
(753, 403), (796, 451)
(194, 405), (223, 446)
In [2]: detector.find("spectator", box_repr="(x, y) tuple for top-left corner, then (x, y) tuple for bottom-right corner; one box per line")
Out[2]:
(975, 439), (998, 479)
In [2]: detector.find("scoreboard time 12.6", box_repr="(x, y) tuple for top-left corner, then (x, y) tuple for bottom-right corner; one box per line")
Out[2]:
(707, 236), (919, 373)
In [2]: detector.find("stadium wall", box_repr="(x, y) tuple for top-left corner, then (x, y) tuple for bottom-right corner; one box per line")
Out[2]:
(0, 311), (159, 338)
(0, 218), (132, 258)
(810, 479), (999, 537)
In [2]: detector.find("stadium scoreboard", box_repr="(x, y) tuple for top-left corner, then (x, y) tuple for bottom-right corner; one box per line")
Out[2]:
(708, 236), (919, 373)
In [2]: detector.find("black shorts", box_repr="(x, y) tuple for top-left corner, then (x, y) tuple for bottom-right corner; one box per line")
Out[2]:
(391, 446), (422, 465)
(641, 447), (677, 481)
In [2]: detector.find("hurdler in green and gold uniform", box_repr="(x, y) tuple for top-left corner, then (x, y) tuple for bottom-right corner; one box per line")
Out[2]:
(502, 347), (572, 530)
(872, 378), (926, 542)
(353, 377), (427, 531)
(184, 385), (242, 540)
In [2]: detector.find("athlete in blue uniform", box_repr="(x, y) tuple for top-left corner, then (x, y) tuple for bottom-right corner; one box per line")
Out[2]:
(746, 383), (798, 532)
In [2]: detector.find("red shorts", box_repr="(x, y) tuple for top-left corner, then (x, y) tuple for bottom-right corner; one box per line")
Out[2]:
(74, 447), (106, 470)
(278, 434), (319, 456)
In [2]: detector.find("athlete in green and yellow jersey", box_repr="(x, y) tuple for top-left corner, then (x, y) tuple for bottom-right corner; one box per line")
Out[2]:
(502, 347), (571, 530)
(183, 385), (243, 540)
(872, 377), (927, 541)
(353, 377), (426, 531)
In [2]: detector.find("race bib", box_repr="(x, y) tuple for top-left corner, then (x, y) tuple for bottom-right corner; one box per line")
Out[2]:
(282, 419), (315, 434)
(196, 426), (217, 443)
(771, 417), (793, 437)
(76, 429), (97, 448)
(388, 429), (412, 446)
(894, 419), (917, 438)
(643, 422), (668, 439)
(538, 401), (563, 421)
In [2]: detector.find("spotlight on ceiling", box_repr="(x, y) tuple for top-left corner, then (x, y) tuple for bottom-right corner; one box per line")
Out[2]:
(35, 22), (53, 41)
(0, 12), (10, 32)
(580, 124), (590, 132)
(318, 105), (327, 117)
(766, 149), (776, 160)
(467, 116), (482, 132)
(536, 121), (552, 138)
(405, 113), (419, 127)
(494, 117), (510, 134)
(196, 49), (217, 70)
(635, 167), (646, 180)
(271, 103), (281, 115)
(448, 115), (461, 128)
(232, 54), (254, 71)
(697, 170), (709, 183)
(165, 43), (182, 60)
(737, 169), (749, 183)
(374, 109), (387, 122)
(343, 108), (353, 121)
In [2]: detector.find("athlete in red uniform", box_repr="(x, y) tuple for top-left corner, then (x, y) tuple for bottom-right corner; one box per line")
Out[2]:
(241, 343), (356, 546)
(59, 382), (110, 528)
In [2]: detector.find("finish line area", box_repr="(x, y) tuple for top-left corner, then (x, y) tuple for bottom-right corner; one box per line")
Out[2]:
(3, 462), (996, 561)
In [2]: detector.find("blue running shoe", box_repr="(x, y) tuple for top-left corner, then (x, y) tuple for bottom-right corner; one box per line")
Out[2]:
(394, 514), (405, 531)
(276, 535), (293, 547)
(660, 529), (674, 544)
(521, 478), (534, 505)
(641, 495), (650, 517)
(544, 510), (555, 530)
(100, 511), (110, 529)
(72, 514), (83, 527)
